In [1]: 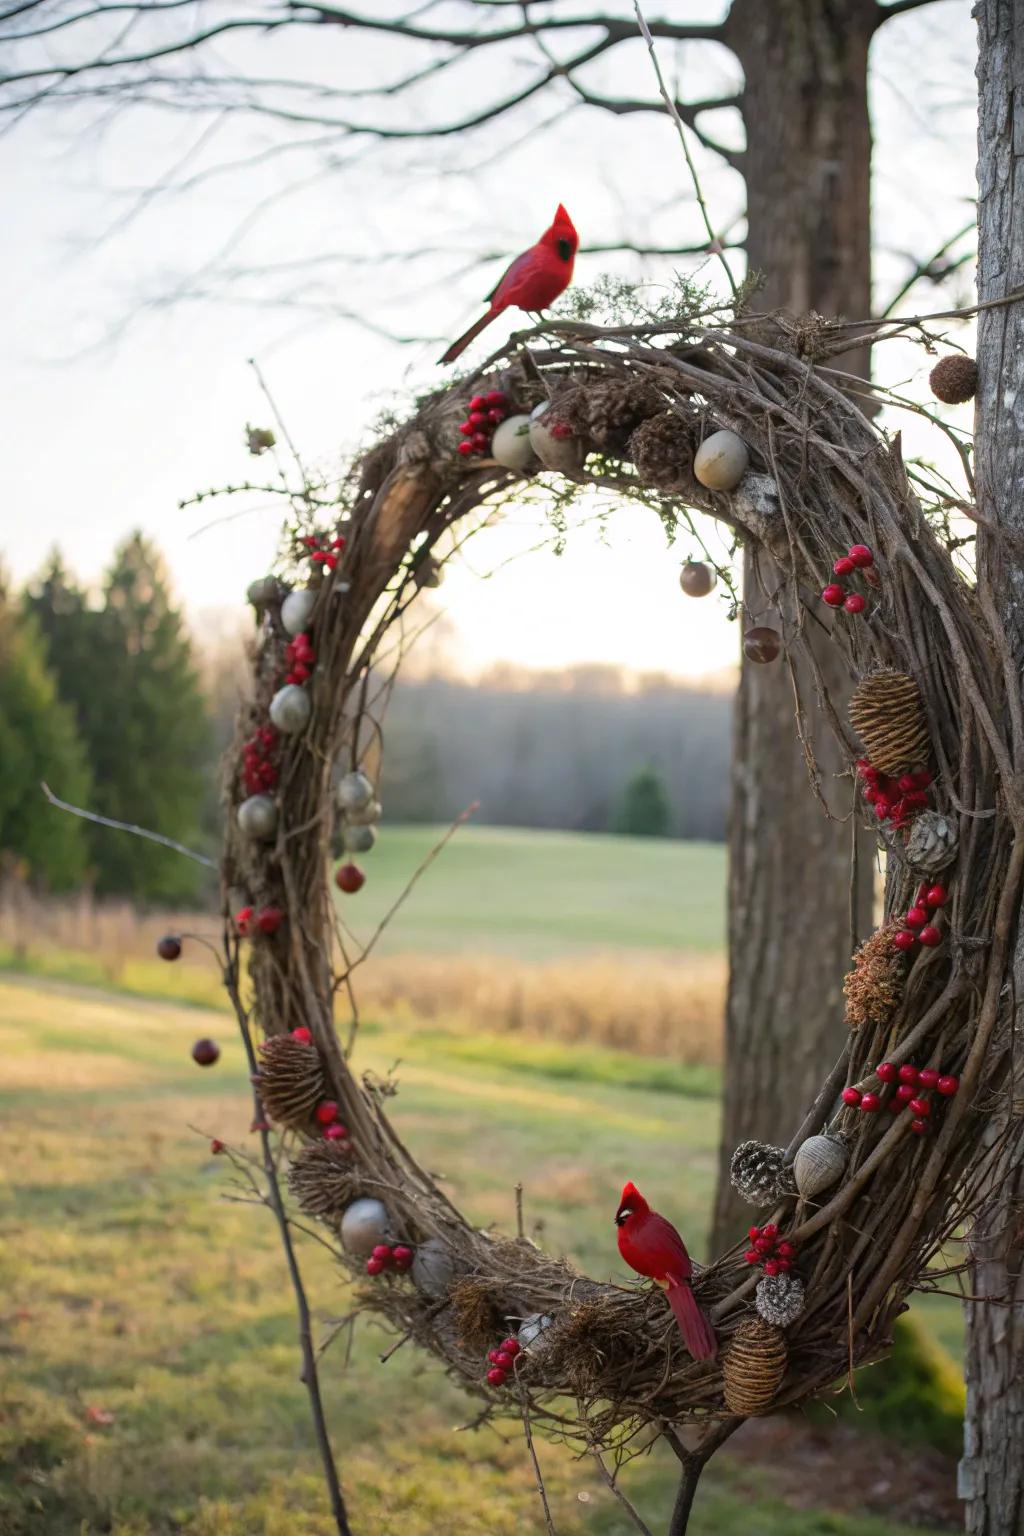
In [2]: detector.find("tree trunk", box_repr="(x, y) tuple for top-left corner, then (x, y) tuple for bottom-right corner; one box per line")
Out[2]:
(710, 0), (877, 1248)
(961, 4), (1024, 1530)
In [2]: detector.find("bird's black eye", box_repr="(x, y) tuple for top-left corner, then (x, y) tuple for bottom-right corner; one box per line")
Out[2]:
(557, 238), (573, 262)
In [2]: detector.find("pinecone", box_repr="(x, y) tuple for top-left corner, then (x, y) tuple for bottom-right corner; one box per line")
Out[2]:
(848, 670), (930, 777)
(629, 411), (697, 492)
(256, 1035), (325, 1128)
(755, 1272), (805, 1329)
(286, 1141), (357, 1221)
(722, 1317), (788, 1415)
(929, 355), (978, 405)
(905, 810), (958, 873)
(729, 1141), (794, 1206)
(843, 923), (904, 1029)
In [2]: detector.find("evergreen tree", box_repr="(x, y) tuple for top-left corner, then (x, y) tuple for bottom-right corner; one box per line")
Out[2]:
(613, 765), (672, 838)
(0, 579), (92, 888)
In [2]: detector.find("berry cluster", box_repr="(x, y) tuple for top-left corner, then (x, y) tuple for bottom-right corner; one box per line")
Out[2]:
(366, 1242), (413, 1277)
(856, 758), (932, 830)
(235, 903), (285, 937)
(457, 389), (510, 459)
(299, 532), (346, 573)
(242, 725), (279, 796)
(744, 1223), (797, 1275)
(845, 1061), (959, 1135)
(285, 631), (316, 686)
(822, 544), (875, 614)
(314, 1098), (349, 1142)
(485, 1335), (522, 1387)
(893, 881), (947, 952)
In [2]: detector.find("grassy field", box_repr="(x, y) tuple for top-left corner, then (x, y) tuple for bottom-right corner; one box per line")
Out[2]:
(0, 974), (961, 1536)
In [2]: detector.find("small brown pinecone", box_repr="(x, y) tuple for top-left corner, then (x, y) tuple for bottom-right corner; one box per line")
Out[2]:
(929, 355), (978, 405)
(256, 1034), (325, 1128)
(843, 923), (904, 1029)
(286, 1141), (357, 1220)
(849, 670), (930, 777)
(723, 1318), (788, 1415)
(629, 411), (697, 492)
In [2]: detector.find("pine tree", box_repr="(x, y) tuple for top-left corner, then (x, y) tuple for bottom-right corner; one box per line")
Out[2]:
(0, 578), (92, 888)
(613, 765), (672, 838)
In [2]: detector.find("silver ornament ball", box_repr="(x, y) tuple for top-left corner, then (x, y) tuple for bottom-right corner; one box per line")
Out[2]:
(269, 683), (312, 735)
(281, 588), (317, 637)
(344, 823), (377, 854)
(237, 794), (278, 841)
(339, 1197), (391, 1257)
(410, 1236), (456, 1298)
(337, 770), (375, 814)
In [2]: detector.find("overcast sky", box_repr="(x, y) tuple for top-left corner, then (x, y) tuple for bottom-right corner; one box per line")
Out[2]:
(1, 0), (976, 680)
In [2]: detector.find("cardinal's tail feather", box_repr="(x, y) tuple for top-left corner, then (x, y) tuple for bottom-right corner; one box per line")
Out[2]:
(438, 307), (500, 365)
(667, 1278), (717, 1361)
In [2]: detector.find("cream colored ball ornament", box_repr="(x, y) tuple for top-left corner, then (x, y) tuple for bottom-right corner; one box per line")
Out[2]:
(344, 823), (378, 854)
(340, 1197), (391, 1257)
(337, 770), (375, 814)
(694, 429), (749, 491)
(237, 794), (278, 840)
(345, 798), (382, 827)
(269, 683), (312, 735)
(491, 414), (538, 473)
(528, 401), (584, 475)
(281, 588), (317, 637)
(793, 1135), (847, 1199)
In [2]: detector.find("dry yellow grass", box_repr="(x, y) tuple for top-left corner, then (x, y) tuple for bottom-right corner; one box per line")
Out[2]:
(0, 885), (726, 1063)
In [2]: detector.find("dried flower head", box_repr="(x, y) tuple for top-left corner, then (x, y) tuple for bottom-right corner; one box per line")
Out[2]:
(257, 1034), (325, 1128)
(843, 923), (904, 1029)
(929, 355), (978, 405)
(286, 1141), (358, 1221)
(628, 411), (698, 492)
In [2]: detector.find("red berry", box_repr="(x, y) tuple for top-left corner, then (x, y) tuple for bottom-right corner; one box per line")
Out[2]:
(917, 1068), (940, 1090)
(300, 535), (320, 550)
(457, 442), (474, 457)
(487, 1349), (503, 1364)
(937, 1075), (959, 1097)
(235, 905), (254, 935)
(157, 935), (182, 961)
(893, 930), (916, 952)
(192, 1038), (220, 1067)
(370, 1244), (392, 1262)
(469, 395), (486, 412)
(250, 1118), (271, 1134)
(210, 1138), (225, 1154)
(753, 1236), (774, 1254)
(775, 1241), (795, 1259)
(842, 1086), (862, 1107)
(458, 422), (474, 436)
(864, 787), (882, 805)
(501, 1338), (521, 1356)
(291, 1026), (313, 1044)
(822, 583), (846, 607)
(909, 1097), (931, 1117)
(744, 1249), (760, 1264)
(898, 1064), (920, 1085)
(494, 1350), (515, 1370)
(876, 1061), (898, 1084)
(325, 1124), (348, 1141)
(925, 885), (948, 908)
(875, 803), (892, 822)
(470, 432), (489, 450)
(486, 1367), (507, 1387)
(844, 593), (866, 614)
(905, 906), (927, 930)
(330, 536), (346, 551)
(259, 727), (276, 747)
(484, 390), (507, 406)
(256, 905), (284, 936)
(910, 1118), (928, 1135)
(290, 664), (310, 684)
(760, 1224), (778, 1240)
(833, 556), (856, 576)
(919, 925), (941, 948)
(897, 773), (918, 793)
(896, 1084), (916, 1104)
(860, 1092), (881, 1113)
(848, 544), (873, 567)
(316, 1100), (339, 1125)
(911, 769), (933, 789)
(311, 551), (328, 564)
(776, 1257), (793, 1272)
(856, 758), (878, 779)
(392, 1245), (413, 1271)
(366, 1256), (386, 1276)
(486, 408), (505, 425)
(763, 1259), (780, 1276)
(748, 1225), (761, 1241)
(335, 862), (366, 894)
(468, 410), (487, 428)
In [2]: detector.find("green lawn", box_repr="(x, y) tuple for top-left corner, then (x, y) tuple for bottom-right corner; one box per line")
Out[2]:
(0, 975), (958, 1536)
(338, 826), (728, 957)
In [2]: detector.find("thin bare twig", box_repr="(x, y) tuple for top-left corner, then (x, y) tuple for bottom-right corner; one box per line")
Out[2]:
(40, 781), (217, 867)
(521, 1393), (557, 1535)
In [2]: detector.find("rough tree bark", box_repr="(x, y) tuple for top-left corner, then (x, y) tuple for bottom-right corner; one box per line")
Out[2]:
(710, 0), (877, 1248)
(961, 3), (1024, 1530)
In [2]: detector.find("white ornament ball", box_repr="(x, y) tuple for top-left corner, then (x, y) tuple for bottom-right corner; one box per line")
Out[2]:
(340, 1197), (391, 1257)
(269, 684), (312, 735)
(344, 823), (377, 854)
(491, 414), (538, 473)
(793, 1134), (847, 1199)
(281, 588), (317, 636)
(528, 402), (584, 476)
(410, 1236), (456, 1298)
(337, 770), (375, 814)
(345, 798), (382, 827)
(693, 429), (749, 491)
(237, 794), (278, 841)
(247, 575), (280, 608)
(517, 1313), (554, 1352)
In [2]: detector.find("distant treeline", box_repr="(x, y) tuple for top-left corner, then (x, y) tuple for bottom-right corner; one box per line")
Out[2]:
(379, 672), (732, 840)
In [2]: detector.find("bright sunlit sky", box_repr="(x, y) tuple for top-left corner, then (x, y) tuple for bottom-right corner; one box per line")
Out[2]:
(1, 0), (976, 680)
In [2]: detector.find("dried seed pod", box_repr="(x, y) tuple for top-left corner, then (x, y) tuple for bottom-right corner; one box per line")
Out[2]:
(905, 810), (958, 873)
(287, 1142), (358, 1221)
(723, 1317), (788, 1415)
(843, 923), (904, 1029)
(257, 1035), (325, 1128)
(849, 670), (930, 777)
(929, 355), (978, 405)
(755, 1272), (805, 1328)
(793, 1135), (847, 1199)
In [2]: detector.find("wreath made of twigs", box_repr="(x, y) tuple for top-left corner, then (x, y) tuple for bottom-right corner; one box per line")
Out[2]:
(220, 311), (1022, 1491)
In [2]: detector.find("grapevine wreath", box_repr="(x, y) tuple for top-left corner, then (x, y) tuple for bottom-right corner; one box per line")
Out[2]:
(202, 308), (1022, 1518)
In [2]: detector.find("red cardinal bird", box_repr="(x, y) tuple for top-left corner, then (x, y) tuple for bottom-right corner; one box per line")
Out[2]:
(615, 1181), (716, 1361)
(439, 204), (578, 365)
